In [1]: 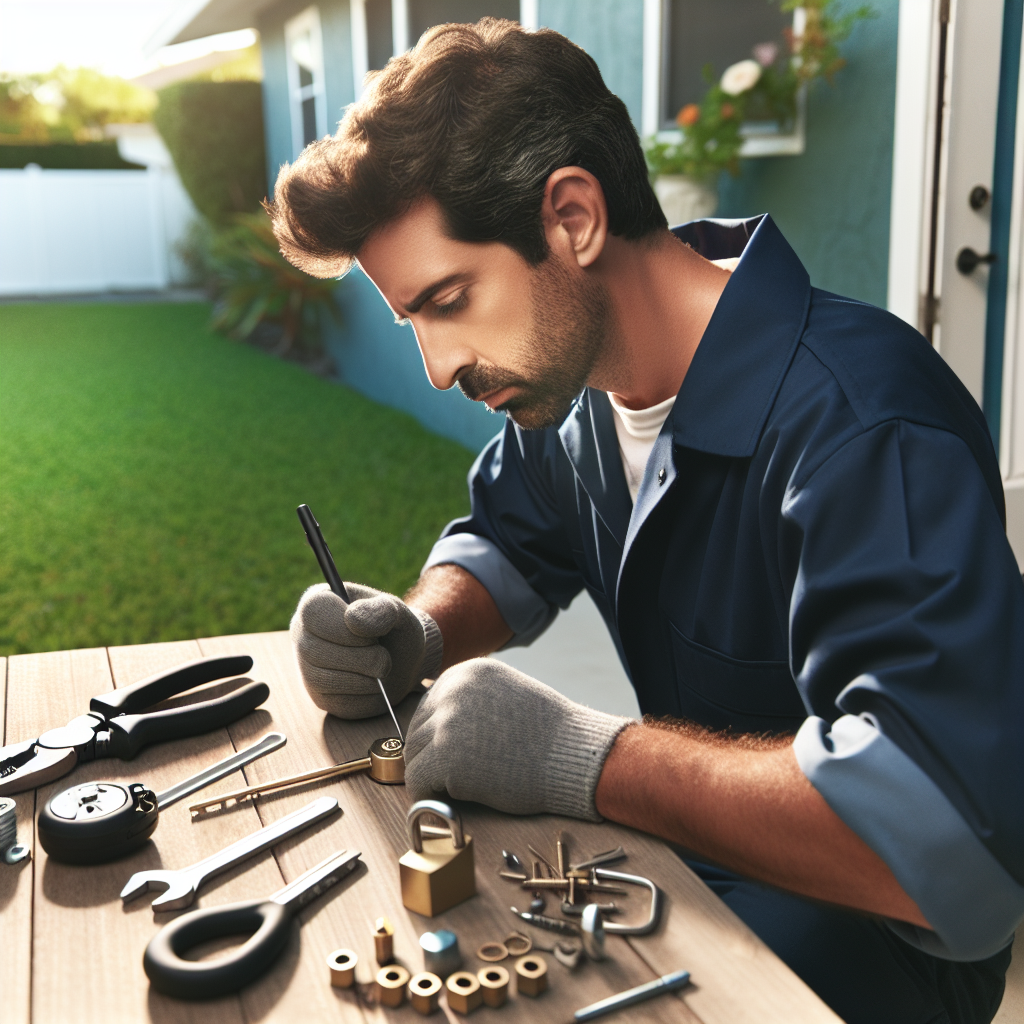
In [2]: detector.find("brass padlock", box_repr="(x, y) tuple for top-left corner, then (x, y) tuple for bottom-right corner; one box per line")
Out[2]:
(399, 800), (476, 917)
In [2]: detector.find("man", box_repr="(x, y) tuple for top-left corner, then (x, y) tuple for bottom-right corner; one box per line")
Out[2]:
(269, 18), (1022, 1024)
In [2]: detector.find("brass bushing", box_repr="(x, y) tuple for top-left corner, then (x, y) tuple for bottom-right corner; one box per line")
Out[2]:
(514, 955), (548, 997)
(408, 972), (442, 1015)
(477, 966), (510, 1007)
(327, 948), (358, 989)
(445, 971), (483, 1014)
(376, 964), (410, 1007)
(368, 737), (406, 784)
(374, 916), (395, 964)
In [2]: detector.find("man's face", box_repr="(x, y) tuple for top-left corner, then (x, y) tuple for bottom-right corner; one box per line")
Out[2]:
(357, 198), (611, 430)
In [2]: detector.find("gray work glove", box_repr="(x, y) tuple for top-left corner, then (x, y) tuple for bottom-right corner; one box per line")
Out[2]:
(290, 582), (444, 719)
(405, 659), (631, 820)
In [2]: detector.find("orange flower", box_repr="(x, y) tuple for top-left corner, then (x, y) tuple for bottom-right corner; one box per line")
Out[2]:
(676, 103), (700, 127)
(721, 103), (735, 119)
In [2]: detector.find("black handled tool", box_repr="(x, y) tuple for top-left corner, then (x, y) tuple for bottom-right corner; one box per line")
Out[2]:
(38, 732), (286, 864)
(0, 655), (267, 796)
(144, 849), (363, 999)
(296, 504), (403, 742)
(296, 504), (348, 599)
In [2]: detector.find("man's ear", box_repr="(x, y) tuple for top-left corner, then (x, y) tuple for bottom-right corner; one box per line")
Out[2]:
(540, 167), (608, 269)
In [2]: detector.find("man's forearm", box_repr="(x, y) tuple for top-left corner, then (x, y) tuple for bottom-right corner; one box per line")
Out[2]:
(595, 720), (930, 928)
(405, 563), (513, 671)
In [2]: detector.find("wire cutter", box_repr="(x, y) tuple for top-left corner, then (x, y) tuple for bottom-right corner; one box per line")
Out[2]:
(0, 655), (268, 796)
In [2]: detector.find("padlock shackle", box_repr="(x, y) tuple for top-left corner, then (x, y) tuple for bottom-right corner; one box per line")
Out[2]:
(407, 799), (465, 853)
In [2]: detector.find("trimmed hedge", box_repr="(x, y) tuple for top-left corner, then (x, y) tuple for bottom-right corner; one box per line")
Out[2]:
(153, 81), (267, 224)
(0, 141), (145, 170)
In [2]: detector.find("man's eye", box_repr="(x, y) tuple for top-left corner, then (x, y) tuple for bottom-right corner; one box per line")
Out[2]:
(434, 292), (468, 318)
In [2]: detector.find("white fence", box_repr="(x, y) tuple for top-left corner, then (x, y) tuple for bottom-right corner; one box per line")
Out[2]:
(0, 164), (197, 296)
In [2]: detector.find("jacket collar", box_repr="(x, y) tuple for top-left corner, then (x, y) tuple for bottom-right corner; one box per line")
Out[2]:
(667, 214), (812, 457)
(554, 214), (812, 604)
(558, 387), (632, 547)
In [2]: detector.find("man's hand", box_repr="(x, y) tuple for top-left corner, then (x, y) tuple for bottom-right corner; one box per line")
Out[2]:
(404, 658), (630, 818)
(290, 582), (444, 719)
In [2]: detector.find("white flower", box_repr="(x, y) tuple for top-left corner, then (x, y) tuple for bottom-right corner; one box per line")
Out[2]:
(720, 59), (762, 96)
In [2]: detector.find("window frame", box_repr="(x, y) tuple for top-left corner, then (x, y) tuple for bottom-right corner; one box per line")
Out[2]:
(642, 0), (807, 157)
(284, 5), (329, 159)
(350, 0), (536, 99)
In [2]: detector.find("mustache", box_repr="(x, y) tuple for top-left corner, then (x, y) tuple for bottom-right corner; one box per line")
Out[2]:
(457, 365), (531, 402)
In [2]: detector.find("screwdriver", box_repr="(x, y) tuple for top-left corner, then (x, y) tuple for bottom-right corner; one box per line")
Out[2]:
(296, 503), (404, 742)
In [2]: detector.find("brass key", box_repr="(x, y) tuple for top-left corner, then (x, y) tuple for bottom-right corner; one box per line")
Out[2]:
(189, 737), (404, 814)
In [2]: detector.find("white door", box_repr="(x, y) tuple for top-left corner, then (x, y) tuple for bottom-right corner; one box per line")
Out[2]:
(998, 54), (1024, 564)
(888, 0), (1023, 564)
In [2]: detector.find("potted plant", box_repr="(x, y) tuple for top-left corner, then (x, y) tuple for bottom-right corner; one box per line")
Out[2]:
(645, 0), (873, 224)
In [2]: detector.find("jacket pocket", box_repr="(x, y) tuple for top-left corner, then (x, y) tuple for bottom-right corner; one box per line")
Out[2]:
(670, 625), (807, 721)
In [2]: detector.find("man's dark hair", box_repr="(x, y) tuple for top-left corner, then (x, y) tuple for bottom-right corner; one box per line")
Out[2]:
(268, 18), (667, 277)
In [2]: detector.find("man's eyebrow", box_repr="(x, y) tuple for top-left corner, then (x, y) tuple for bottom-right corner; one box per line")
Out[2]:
(403, 273), (466, 314)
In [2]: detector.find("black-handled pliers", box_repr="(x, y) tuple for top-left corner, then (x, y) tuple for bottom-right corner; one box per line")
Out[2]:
(0, 655), (268, 796)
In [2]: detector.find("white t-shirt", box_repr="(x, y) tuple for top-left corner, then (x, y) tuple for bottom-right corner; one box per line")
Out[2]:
(607, 391), (676, 503)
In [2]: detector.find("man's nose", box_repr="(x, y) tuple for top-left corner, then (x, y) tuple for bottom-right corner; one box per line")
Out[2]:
(414, 328), (474, 392)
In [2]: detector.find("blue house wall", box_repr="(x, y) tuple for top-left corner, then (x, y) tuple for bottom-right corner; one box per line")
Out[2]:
(258, 0), (900, 451)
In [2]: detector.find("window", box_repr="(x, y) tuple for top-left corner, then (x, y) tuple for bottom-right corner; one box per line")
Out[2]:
(663, 0), (792, 125)
(643, 0), (805, 155)
(285, 7), (328, 158)
(352, 0), (526, 97)
(366, 0), (394, 70)
(407, 0), (518, 43)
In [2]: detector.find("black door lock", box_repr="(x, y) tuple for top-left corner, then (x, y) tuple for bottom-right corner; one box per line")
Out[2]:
(956, 247), (997, 275)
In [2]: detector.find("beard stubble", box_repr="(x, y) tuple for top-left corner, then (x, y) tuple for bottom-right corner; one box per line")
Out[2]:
(457, 256), (612, 430)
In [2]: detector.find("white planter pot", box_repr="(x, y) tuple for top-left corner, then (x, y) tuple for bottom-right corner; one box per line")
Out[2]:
(654, 174), (718, 226)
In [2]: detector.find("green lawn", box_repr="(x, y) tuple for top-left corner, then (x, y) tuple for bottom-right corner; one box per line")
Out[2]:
(0, 303), (476, 655)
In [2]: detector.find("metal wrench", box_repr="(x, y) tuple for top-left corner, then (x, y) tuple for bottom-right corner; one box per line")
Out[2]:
(120, 795), (339, 912)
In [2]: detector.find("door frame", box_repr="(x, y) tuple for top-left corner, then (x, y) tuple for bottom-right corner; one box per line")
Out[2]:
(887, 0), (1024, 566)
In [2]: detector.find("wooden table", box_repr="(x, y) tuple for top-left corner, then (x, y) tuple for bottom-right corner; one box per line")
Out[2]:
(0, 632), (841, 1024)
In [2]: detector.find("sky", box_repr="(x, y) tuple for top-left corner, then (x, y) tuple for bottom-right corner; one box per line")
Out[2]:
(0, 0), (256, 78)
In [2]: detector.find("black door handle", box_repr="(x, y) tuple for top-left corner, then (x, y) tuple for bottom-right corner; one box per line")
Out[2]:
(957, 247), (997, 274)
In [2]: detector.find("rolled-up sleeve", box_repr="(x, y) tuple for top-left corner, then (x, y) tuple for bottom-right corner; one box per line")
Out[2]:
(422, 419), (585, 647)
(784, 419), (1024, 961)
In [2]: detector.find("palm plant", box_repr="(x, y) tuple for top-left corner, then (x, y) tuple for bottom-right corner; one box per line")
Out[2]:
(205, 212), (343, 356)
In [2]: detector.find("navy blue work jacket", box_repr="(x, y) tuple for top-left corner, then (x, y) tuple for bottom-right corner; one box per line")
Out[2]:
(423, 215), (1024, 963)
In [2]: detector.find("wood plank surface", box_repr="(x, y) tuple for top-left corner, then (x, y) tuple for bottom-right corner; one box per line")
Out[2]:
(6, 633), (842, 1024)
(197, 631), (693, 1024)
(0, 654), (35, 1024)
(26, 641), (255, 1024)
(5, 647), (114, 1024)
(197, 631), (840, 1024)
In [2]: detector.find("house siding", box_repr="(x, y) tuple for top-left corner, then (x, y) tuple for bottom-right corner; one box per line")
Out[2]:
(257, 0), (901, 451)
(717, 0), (899, 311)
